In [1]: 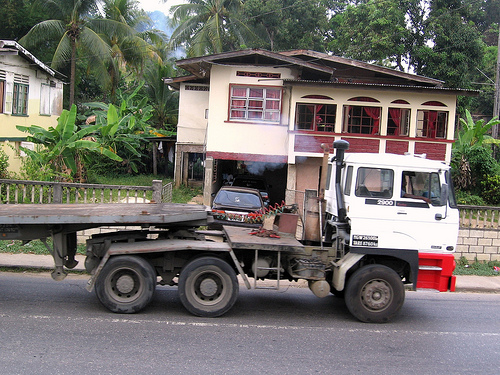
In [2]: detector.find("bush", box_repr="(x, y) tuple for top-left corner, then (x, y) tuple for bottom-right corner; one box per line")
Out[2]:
(455, 190), (486, 205)
(466, 147), (499, 191)
(19, 155), (67, 182)
(480, 175), (500, 205)
(0, 147), (9, 178)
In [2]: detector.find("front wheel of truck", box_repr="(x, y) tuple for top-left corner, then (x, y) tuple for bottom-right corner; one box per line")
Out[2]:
(345, 264), (405, 323)
(178, 256), (239, 317)
(95, 255), (156, 314)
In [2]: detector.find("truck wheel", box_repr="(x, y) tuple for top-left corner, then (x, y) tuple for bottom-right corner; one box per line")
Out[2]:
(345, 265), (404, 323)
(178, 256), (239, 317)
(95, 255), (156, 314)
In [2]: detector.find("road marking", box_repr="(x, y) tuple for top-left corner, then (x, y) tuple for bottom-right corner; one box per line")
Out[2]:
(0, 313), (498, 337)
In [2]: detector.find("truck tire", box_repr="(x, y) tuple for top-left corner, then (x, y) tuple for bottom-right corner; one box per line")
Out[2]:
(178, 256), (239, 317)
(95, 255), (156, 314)
(344, 264), (405, 323)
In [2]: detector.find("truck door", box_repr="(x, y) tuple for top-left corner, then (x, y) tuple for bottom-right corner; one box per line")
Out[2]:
(393, 170), (457, 252)
(348, 167), (457, 253)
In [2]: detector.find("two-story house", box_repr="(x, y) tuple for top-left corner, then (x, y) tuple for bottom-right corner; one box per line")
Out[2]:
(167, 49), (476, 206)
(0, 40), (64, 173)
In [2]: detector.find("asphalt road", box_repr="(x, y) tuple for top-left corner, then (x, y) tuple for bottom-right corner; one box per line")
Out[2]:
(1, 272), (499, 375)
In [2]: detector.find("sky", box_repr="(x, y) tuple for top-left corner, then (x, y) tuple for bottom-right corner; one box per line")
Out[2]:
(138, 0), (184, 13)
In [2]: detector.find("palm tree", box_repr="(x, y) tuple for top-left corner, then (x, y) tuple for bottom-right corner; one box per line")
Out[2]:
(102, 0), (164, 99)
(168, 0), (251, 56)
(20, 0), (136, 106)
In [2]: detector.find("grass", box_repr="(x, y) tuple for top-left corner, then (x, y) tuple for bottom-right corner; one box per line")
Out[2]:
(454, 257), (500, 276)
(87, 174), (203, 204)
(0, 238), (86, 255)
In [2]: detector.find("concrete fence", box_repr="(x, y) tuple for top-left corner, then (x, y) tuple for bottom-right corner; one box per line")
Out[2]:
(457, 205), (500, 262)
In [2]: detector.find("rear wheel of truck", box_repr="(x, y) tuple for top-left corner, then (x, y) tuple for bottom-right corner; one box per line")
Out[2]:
(95, 255), (156, 314)
(178, 256), (239, 317)
(345, 265), (404, 323)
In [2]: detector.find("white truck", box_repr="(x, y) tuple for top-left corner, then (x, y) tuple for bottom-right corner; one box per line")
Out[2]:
(0, 140), (458, 323)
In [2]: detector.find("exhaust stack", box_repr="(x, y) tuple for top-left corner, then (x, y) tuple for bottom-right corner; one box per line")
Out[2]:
(333, 140), (349, 222)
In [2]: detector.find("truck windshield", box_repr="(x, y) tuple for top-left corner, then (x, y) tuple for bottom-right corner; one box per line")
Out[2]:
(401, 171), (441, 204)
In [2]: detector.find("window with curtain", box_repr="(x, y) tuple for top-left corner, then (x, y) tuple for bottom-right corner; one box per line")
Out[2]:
(296, 103), (336, 132)
(387, 108), (410, 136)
(229, 85), (281, 123)
(416, 110), (448, 138)
(343, 105), (381, 134)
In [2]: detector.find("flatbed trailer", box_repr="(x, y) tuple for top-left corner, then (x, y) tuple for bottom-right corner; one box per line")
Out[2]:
(0, 203), (209, 280)
(0, 140), (459, 323)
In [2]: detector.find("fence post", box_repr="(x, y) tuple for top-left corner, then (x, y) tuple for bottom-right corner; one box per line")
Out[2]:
(53, 184), (62, 203)
(152, 180), (162, 203)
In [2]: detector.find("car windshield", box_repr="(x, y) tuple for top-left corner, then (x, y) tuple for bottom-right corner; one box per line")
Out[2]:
(233, 178), (266, 190)
(214, 190), (262, 209)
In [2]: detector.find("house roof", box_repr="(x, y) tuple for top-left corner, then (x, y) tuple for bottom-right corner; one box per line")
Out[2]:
(168, 49), (477, 93)
(0, 40), (65, 80)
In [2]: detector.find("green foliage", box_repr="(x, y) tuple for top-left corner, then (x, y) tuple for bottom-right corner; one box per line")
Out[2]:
(480, 175), (500, 205)
(172, 184), (203, 204)
(20, 0), (139, 105)
(454, 110), (500, 152)
(454, 257), (500, 276)
(84, 82), (173, 174)
(416, 1), (485, 89)
(19, 153), (65, 182)
(454, 190), (485, 206)
(16, 104), (122, 181)
(452, 110), (500, 192)
(170, 0), (251, 56)
(0, 147), (9, 179)
(328, 0), (409, 69)
(0, 238), (86, 255)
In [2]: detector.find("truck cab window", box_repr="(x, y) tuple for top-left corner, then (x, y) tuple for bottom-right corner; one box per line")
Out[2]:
(344, 166), (353, 196)
(355, 167), (393, 198)
(401, 171), (441, 204)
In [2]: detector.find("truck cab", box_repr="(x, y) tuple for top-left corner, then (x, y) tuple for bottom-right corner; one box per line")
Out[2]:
(325, 152), (459, 254)
(323, 140), (458, 300)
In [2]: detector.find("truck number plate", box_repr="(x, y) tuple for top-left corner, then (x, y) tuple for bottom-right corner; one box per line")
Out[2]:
(352, 234), (379, 247)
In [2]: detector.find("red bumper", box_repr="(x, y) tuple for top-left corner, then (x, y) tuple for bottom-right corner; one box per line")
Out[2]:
(417, 253), (456, 292)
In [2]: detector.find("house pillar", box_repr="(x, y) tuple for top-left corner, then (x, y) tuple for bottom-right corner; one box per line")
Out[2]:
(182, 152), (189, 186)
(174, 145), (182, 187)
(203, 157), (214, 206)
(286, 163), (297, 205)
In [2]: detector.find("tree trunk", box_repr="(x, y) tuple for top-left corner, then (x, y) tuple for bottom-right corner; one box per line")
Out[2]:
(69, 38), (77, 108)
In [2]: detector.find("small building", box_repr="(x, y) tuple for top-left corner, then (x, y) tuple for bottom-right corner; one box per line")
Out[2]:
(167, 49), (476, 206)
(0, 40), (64, 173)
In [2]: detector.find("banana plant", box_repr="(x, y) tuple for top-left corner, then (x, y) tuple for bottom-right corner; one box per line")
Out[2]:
(17, 104), (122, 178)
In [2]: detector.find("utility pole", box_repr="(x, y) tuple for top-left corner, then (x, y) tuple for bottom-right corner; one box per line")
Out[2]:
(493, 28), (500, 139)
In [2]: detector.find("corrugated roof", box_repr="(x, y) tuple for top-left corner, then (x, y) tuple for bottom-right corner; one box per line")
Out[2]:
(0, 40), (65, 80)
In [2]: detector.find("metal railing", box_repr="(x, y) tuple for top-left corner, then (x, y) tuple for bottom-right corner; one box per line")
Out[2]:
(0, 179), (172, 204)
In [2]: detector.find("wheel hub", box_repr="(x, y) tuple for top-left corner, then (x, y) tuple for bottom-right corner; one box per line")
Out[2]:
(361, 280), (392, 311)
(115, 274), (135, 294)
(199, 278), (218, 297)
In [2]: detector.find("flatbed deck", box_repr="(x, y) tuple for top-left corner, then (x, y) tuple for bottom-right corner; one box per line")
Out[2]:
(0, 203), (209, 226)
(223, 226), (305, 254)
